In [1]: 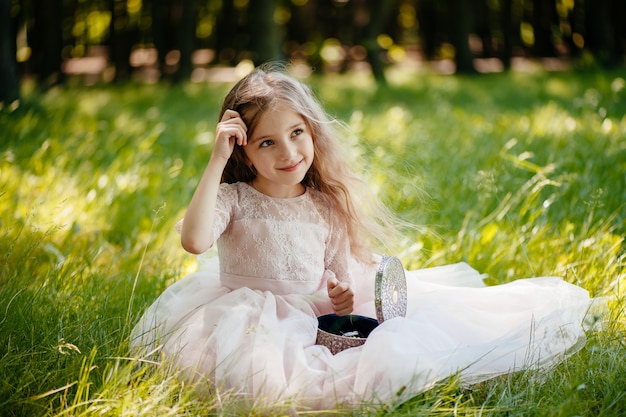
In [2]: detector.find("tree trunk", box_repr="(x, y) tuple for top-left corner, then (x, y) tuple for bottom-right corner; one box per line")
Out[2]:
(152, 0), (183, 80)
(30, 0), (63, 87)
(585, 0), (617, 67)
(286, 0), (315, 44)
(174, 0), (195, 82)
(214, 0), (237, 64)
(531, 0), (556, 56)
(610, 0), (625, 61)
(474, 0), (493, 58)
(417, 0), (438, 60)
(248, 0), (282, 66)
(0, 0), (20, 104)
(500, 0), (512, 69)
(109, 0), (135, 81)
(449, 0), (476, 74)
(360, 0), (398, 84)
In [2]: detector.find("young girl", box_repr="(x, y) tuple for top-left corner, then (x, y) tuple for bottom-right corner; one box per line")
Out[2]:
(131, 66), (594, 410)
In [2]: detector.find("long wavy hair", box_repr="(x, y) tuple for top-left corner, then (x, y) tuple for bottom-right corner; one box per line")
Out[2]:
(218, 65), (399, 264)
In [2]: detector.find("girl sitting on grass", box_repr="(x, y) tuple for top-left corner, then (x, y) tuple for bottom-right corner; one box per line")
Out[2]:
(131, 65), (593, 411)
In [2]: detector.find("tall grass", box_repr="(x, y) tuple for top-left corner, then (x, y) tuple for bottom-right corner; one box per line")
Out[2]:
(0, 68), (624, 416)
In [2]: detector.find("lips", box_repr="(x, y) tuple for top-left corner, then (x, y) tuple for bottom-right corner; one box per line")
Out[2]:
(279, 160), (302, 172)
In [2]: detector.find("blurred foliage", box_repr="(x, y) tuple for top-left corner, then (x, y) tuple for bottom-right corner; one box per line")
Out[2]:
(7, 0), (626, 88)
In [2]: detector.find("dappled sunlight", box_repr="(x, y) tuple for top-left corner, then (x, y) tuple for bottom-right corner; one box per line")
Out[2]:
(528, 101), (579, 138)
(1, 71), (624, 416)
(73, 89), (114, 117)
(1, 163), (83, 229)
(2, 153), (153, 236)
(0, 89), (192, 294)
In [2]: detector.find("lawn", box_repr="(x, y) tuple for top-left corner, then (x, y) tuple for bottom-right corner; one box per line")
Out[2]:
(0, 67), (625, 416)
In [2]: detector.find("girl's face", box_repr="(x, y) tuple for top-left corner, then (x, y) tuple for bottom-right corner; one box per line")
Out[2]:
(243, 104), (314, 198)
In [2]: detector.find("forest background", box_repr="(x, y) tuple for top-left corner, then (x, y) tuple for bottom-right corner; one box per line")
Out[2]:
(1, 0), (625, 416)
(1, 0), (626, 102)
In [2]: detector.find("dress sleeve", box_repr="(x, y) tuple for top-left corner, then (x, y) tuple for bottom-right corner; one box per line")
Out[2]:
(212, 182), (237, 244)
(173, 182), (237, 247)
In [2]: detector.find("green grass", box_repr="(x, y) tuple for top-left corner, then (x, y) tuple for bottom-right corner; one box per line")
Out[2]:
(1, 67), (625, 416)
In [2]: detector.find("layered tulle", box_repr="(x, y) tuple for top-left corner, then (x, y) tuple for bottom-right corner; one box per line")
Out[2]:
(131, 257), (592, 409)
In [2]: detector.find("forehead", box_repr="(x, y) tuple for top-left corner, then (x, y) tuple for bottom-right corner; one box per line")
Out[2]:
(251, 104), (306, 136)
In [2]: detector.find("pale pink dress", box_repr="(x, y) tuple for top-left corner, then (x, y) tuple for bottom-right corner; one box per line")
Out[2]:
(131, 182), (593, 409)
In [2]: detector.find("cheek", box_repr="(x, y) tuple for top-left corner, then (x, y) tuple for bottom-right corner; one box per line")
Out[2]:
(240, 148), (254, 167)
(306, 137), (315, 155)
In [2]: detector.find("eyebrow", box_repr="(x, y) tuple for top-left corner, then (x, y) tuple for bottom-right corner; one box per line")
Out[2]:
(250, 122), (305, 143)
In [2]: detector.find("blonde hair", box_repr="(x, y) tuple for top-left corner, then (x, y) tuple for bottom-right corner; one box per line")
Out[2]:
(219, 65), (399, 264)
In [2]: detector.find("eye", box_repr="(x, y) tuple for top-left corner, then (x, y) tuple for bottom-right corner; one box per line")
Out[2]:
(259, 139), (274, 147)
(291, 128), (303, 138)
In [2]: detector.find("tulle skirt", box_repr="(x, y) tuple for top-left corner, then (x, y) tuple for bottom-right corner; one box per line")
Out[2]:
(130, 257), (594, 409)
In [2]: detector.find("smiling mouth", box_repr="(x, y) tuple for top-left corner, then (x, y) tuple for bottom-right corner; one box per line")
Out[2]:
(279, 160), (302, 172)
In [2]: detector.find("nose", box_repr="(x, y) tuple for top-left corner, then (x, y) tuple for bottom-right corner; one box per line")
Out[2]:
(278, 139), (297, 159)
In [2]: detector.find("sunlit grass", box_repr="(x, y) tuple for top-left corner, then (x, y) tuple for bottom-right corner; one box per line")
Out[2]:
(1, 68), (625, 416)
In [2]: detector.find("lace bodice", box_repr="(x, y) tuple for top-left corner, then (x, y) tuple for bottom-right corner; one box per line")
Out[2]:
(206, 182), (350, 295)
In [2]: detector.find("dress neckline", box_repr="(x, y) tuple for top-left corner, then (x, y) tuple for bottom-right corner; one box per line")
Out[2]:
(242, 182), (308, 201)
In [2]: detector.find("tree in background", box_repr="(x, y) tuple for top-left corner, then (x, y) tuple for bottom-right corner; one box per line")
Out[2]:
(448, 0), (476, 73)
(248, 0), (282, 66)
(1, 0), (625, 92)
(175, 0), (196, 81)
(359, 0), (399, 83)
(213, 0), (239, 65)
(585, 0), (620, 67)
(0, 0), (20, 104)
(109, 0), (136, 81)
(416, 0), (440, 61)
(151, 0), (196, 82)
(29, 0), (64, 88)
(500, 0), (513, 69)
(531, 0), (557, 57)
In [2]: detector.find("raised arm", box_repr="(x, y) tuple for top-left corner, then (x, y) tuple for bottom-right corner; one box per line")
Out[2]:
(181, 110), (247, 254)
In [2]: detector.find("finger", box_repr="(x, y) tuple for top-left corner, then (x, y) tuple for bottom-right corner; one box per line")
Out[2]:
(333, 302), (354, 316)
(218, 121), (248, 146)
(327, 277), (338, 293)
(221, 109), (241, 122)
(218, 125), (247, 146)
(222, 116), (248, 133)
(328, 281), (350, 298)
(332, 289), (353, 304)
